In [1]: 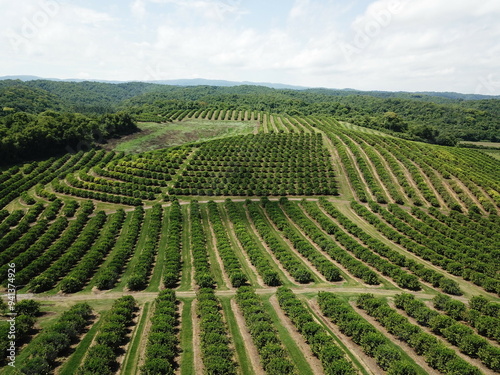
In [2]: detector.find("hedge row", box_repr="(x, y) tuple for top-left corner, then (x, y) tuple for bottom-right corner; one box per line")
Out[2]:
(163, 199), (183, 287)
(351, 201), (467, 295)
(29, 211), (107, 293)
(207, 201), (248, 287)
(236, 286), (297, 374)
(95, 206), (144, 289)
(60, 209), (126, 293)
(394, 293), (500, 371)
(141, 290), (179, 374)
(225, 199), (282, 286)
(20, 303), (93, 374)
(190, 201), (215, 288)
(197, 288), (237, 374)
(14, 201), (94, 286)
(276, 287), (356, 375)
(78, 296), (137, 375)
(320, 199), (465, 295)
(246, 201), (313, 283)
(128, 204), (163, 290)
(265, 198), (342, 282)
(0, 216), (68, 284)
(356, 293), (481, 375)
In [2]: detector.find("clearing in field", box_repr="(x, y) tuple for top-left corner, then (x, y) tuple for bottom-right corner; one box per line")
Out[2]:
(102, 119), (257, 153)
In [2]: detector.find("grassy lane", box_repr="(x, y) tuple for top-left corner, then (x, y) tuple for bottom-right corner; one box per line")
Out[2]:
(146, 206), (171, 292)
(178, 204), (193, 291)
(113, 209), (153, 291)
(220, 296), (255, 375)
(58, 315), (104, 375)
(83, 211), (133, 292)
(121, 302), (151, 375)
(200, 205), (229, 290)
(260, 294), (315, 375)
(179, 298), (194, 375)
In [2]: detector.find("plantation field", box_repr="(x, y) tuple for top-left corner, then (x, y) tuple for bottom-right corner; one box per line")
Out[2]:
(0, 111), (499, 375)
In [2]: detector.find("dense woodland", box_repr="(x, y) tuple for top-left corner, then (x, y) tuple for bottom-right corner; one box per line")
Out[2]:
(0, 79), (499, 165)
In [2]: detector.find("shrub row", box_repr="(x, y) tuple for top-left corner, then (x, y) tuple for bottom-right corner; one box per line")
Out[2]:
(69, 170), (157, 200)
(28, 211), (107, 293)
(141, 290), (179, 374)
(0, 300), (38, 367)
(20, 303), (93, 374)
(163, 199), (183, 287)
(0, 219), (49, 266)
(35, 183), (57, 202)
(317, 292), (419, 374)
(53, 177), (143, 206)
(207, 201), (248, 287)
(246, 201), (313, 283)
(225, 199), (282, 286)
(320, 198), (461, 293)
(95, 165), (169, 187)
(128, 204), (163, 290)
(190, 201), (215, 288)
(14, 201), (94, 286)
(388, 204), (495, 270)
(0, 216), (68, 284)
(394, 293), (500, 371)
(276, 287), (356, 375)
(95, 206), (144, 289)
(338, 133), (389, 204)
(434, 294), (500, 343)
(356, 293), (481, 375)
(351, 201), (470, 295)
(197, 288), (237, 374)
(236, 286), (297, 374)
(368, 201), (499, 294)
(265, 198), (342, 282)
(78, 296), (137, 375)
(290, 200), (380, 285)
(62, 199), (79, 217)
(60, 209), (126, 293)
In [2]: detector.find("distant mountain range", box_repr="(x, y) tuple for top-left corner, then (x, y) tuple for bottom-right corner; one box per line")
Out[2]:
(0, 75), (498, 100)
(0, 75), (307, 90)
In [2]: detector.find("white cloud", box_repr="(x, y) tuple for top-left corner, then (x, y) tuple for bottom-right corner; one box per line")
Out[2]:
(0, 0), (498, 94)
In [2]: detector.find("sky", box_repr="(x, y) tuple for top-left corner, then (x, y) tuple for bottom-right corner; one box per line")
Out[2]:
(1, 0), (499, 94)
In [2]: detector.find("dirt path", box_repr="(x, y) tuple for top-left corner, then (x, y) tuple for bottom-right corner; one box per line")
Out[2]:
(269, 295), (324, 375)
(307, 299), (381, 375)
(230, 298), (265, 375)
(320, 130), (355, 200)
(387, 301), (497, 375)
(202, 206), (233, 289)
(191, 299), (204, 375)
(336, 133), (376, 202)
(349, 301), (441, 375)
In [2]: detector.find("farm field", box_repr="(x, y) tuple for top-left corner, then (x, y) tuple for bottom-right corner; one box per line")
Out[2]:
(0, 110), (499, 375)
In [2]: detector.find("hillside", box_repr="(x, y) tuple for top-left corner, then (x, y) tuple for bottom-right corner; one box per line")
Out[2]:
(0, 100), (499, 374)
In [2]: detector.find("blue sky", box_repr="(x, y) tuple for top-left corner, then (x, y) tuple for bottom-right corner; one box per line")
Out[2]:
(1, 0), (499, 94)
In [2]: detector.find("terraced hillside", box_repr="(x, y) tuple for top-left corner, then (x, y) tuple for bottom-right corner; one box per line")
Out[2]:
(0, 111), (499, 375)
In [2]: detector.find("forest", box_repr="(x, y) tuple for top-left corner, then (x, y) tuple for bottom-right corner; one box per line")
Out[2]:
(0, 79), (499, 165)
